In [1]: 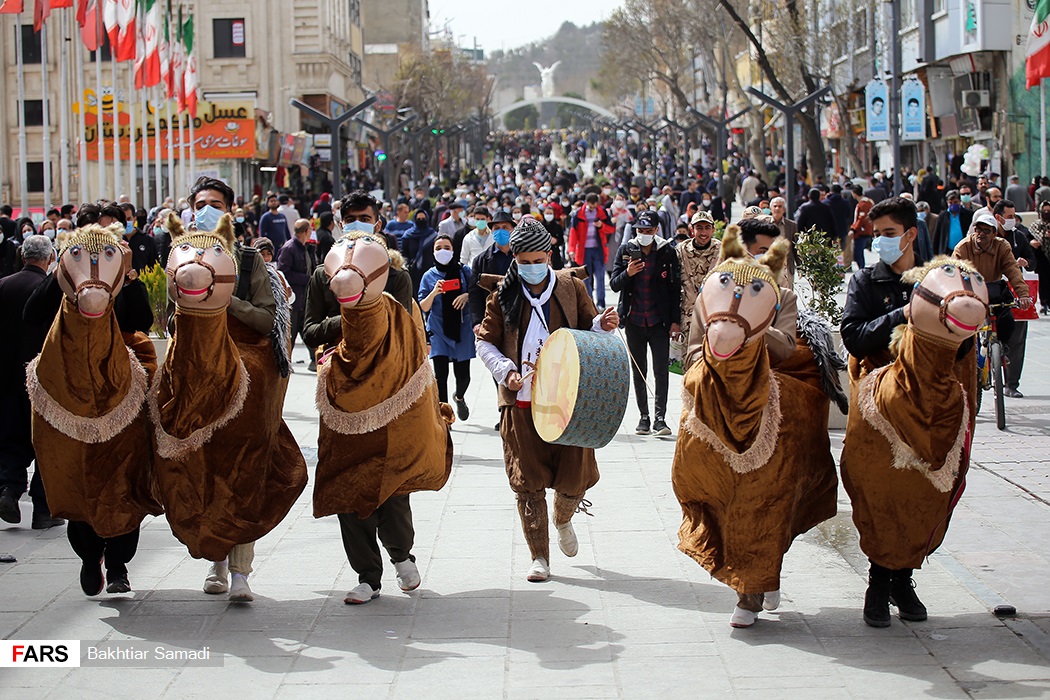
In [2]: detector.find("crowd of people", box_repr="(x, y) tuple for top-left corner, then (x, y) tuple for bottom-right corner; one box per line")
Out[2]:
(0, 125), (1041, 630)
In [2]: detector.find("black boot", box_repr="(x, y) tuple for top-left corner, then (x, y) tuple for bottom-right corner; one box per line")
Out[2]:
(863, 562), (892, 628)
(890, 568), (928, 621)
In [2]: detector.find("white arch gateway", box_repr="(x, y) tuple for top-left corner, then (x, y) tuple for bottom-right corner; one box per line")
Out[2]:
(493, 97), (618, 124)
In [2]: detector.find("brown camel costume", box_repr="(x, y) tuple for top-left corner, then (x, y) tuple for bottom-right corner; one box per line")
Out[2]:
(27, 224), (162, 538)
(841, 257), (985, 574)
(149, 215), (307, 561)
(672, 226), (838, 626)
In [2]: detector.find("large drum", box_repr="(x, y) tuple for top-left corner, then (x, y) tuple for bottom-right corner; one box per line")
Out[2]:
(531, 328), (630, 449)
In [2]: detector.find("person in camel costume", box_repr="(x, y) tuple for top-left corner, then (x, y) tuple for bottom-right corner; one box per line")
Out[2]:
(149, 213), (307, 594)
(27, 223), (163, 596)
(313, 231), (454, 605)
(841, 255), (987, 628)
(672, 225), (839, 628)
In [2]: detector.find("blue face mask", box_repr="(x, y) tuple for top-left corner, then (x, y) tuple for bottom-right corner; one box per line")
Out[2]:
(917, 212), (927, 221)
(236, 216), (245, 223)
(949, 203), (962, 215)
(125, 222), (134, 235)
(193, 205), (224, 232)
(518, 261), (549, 285)
(492, 228), (511, 247)
(342, 220), (375, 236)
(871, 234), (909, 266)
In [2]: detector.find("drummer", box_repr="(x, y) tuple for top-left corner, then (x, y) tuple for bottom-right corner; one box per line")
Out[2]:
(476, 219), (619, 583)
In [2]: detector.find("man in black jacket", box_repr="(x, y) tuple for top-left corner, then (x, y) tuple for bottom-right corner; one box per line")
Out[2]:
(609, 210), (682, 436)
(0, 236), (62, 529)
(996, 199), (1037, 397)
(467, 213), (515, 330)
(796, 188), (837, 238)
(826, 184), (856, 250)
(933, 190), (974, 255)
(316, 212), (337, 264)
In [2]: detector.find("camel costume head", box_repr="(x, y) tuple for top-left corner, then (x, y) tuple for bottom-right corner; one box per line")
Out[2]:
(698, 225), (790, 361)
(902, 257), (989, 345)
(324, 232), (391, 308)
(57, 223), (129, 319)
(165, 212), (238, 311)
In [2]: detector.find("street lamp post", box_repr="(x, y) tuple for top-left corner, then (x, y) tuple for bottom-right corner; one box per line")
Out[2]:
(354, 114), (419, 202)
(289, 96), (377, 200)
(688, 107), (750, 178)
(746, 86), (830, 215)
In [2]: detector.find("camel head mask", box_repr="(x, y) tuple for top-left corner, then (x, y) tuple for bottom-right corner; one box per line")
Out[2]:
(57, 223), (128, 319)
(903, 257), (989, 344)
(699, 224), (790, 361)
(165, 212), (238, 311)
(324, 232), (391, 308)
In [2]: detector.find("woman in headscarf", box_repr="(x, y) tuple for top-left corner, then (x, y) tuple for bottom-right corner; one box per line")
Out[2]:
(418, 234), (474, 421)
(399, 209), (438, 295)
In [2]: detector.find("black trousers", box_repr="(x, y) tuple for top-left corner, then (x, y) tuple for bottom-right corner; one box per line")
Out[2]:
(0, 389), (46, 507)
(432, 356), (471, 404)
(337, 495), (414, 590)
(1006, 321), (1028, 390)
(289, 306), (315, 360)
(66, 521), (140, 577)
(625, 321), (670, 420)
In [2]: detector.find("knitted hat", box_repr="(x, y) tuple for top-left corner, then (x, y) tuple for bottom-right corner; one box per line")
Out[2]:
(509, 218), (552, 254)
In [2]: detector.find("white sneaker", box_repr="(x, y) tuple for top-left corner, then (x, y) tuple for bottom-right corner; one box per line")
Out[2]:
(228, 573), (254, 603)
(762, 590), (781, 611)
(203, 561), (229, 594)
(344, 583), (380, 605)
(394, 559), (421, 592)
(526, 557), (550, 582)
(730, 606), (759, 628)
(556, 522), (579, 557)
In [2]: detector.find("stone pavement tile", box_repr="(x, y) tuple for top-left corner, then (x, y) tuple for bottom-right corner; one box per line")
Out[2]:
(203, 629), (306, 658)
(920, 625), (1050, 683)
(49, 667), (178, 699)
(319, 592), (418, 617)
(608, 624), (713, 647)
(508, 620), (614, 661)
(814, 635), (939, 668)
(962, 495), (1047, 522)
(613, 638), (718, 659)
(401, 640), (509, 658)
(408, 596), (510, 640)
(0, 572), (73, 611)
(0, 611), (34, 637)
(505, 685), (618, 700)
(286, 642), (402, 685)
(603, 602), (706, 630)
(161, 656), (293, 698)
(508, 584), (603, 614)
(965, 679), (1050, 698)
(797, 612), (917, 638)
(105, 613), (219, 641)
(0, 667), (70, 695)
(715, 636), (831, 679)
(391, 655), (507, 698)
(615, 656), (733, 696)
(736, 688), (846, 699)
(274, 682), (391, 700)
(506, 657), (617, 688)
(835, 664), (970, 699)
(732, 673), (848, 690)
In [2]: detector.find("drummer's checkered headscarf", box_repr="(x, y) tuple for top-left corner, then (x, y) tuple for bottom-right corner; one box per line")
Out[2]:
(510, 219), (552, 254)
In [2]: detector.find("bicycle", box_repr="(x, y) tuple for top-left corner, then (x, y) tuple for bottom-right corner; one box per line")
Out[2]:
(975, 301), (1017, 431)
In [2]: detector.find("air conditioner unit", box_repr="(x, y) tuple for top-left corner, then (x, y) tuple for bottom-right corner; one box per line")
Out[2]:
(962, 90), (991, 108)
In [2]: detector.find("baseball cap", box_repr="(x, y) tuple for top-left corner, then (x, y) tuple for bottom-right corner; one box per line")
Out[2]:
(973, 212), (998, 229)
(690, 211), (714, 226)
(636, 211), (660, 229)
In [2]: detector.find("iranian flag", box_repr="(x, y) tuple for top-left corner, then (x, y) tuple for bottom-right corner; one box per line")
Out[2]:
(115, 0), (136, 61)
(1028, 0), (1050, 88)
(135, 0), (160, 86)
(171, 4), (184, 111)
(78, 0), (104, 51)
(158, 0), (169, 94)
(182, 12), (198, 117)
(103, 0), (118, 51)
(0, 1), (24, 14)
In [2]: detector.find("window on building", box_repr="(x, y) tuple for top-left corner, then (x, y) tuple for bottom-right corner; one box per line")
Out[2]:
(19, 25), (41, 64)
(213, 18), (247, 59)
(901, 0), (918, 28)
(349, 0), (361, 26)
(853, 8), (869, 51)
(27, 162), (45, 193)
(831, 19), (848, 60)
(23, 100), (44, 127)
(349, 52), (362, 87)
(89, 35), (113, 62)
(932, 0), (946, 13)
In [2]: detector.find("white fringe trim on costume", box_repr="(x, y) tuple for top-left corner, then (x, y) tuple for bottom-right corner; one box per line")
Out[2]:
(316, 357), (434, 435)
(26, 348), (148, 444)
(857, 366), (967, 493)
(147, 359), (251, 459)
(681, 376), (782, 474)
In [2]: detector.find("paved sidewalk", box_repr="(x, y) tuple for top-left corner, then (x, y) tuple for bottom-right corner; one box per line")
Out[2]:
(1, 313), (1050, 698)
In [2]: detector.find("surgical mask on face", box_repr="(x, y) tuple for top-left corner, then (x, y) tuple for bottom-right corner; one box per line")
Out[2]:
(434, 249), (454, 266)
(702, 198), (711, 206)
(949, 203), (962, 214)
(466, 217), (476, 228)
(125, 222), (135, 235)
(961, 195), (972, 204)
(1003, 218), (1016, 231)
(342, 220), (375, 236)
(492, 228), (511, 247)
(871, 234), (908, 265)
(501, 206), (511, 214)
(544, 212), (555, 222)
(475, 219), (488, 232)
(917, 212), (927, 222)
(512, 213), (523, 222)
(518, 262), (549, 285)
(762, 208), (772, 216)
(44, 229), (56, 241)
(153, 226), (164, 236)
(236, 216), (245, 223)
(636, 233), (655, 247)
(193, 205), (224, 232)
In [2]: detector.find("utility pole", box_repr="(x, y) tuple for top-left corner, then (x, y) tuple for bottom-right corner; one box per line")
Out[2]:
(887, 0), (903, 195)
(354, 113), (418, 202)
(290, 96), (377, 200)
(688, 107), (750, 179)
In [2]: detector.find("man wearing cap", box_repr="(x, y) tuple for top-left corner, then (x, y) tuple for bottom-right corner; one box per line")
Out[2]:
(438, 200), (467, 239)
(953, 210), (1033, 355)
(611, 210), (682, 436)
(476, 219), (619, 583)
(468, 210), (515, 329)
(678, 211), (722, 348)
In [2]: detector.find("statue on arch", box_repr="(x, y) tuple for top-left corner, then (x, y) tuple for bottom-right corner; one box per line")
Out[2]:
(533, 61), (561, 99)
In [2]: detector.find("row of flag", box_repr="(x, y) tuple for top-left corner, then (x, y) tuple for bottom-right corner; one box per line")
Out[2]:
(0, 0), (199, 116)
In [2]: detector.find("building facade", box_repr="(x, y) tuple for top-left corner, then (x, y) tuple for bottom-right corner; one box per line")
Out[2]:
(362, 0), (428, 93)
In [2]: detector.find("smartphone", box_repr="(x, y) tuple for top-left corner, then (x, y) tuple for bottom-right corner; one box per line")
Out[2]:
(630, 249), (643, 262)
(442, 278), (462, 292)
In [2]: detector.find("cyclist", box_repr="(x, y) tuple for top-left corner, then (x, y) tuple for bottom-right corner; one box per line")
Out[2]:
(952, 211), (1032, 357)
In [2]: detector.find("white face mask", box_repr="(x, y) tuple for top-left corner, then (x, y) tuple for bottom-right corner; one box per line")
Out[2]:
(512, 213), (523, 222)
(434, 249), (454, 266)
(1003, 218), (1016, 231)
(636, 233), (655, 247)
(544, 212), (555, 222)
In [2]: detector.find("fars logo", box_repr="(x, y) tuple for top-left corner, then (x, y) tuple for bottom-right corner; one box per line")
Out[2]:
(0, 641), (80, 667)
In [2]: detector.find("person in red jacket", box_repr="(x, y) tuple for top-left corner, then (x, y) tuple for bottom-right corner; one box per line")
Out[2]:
(569, 193), (612, 308)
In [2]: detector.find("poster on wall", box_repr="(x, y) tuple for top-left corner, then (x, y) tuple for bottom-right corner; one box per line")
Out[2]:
(865, 79), (889, 142)
(901, 78), (926, 141)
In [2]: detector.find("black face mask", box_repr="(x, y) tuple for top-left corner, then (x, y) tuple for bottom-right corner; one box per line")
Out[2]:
(416, 219), (428, 228)
(1042, 211), (1050, 223)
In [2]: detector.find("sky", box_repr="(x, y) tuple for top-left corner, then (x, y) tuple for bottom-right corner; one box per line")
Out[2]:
(428, 0), (625, 53)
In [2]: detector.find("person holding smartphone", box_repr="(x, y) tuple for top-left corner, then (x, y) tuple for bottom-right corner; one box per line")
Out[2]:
(419, 234), (475, 421)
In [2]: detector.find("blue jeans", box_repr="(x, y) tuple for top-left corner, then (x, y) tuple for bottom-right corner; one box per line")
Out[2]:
(583, 247), (606, 308)
(853, 237), (868, 269)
